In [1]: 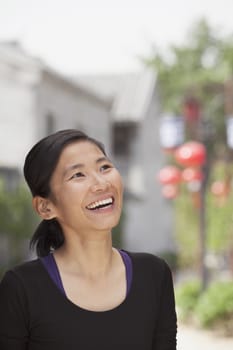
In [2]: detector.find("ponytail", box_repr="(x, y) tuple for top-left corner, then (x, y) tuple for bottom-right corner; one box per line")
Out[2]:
(30, 219), (64, 257)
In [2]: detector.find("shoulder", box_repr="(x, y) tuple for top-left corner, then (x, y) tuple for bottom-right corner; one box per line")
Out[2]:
(13, 258), (42, 275)
(123, 249), (168, 268)
(0, 259), (43, 290)
(122, 251), (175, 304)
(122, 249), (171, 279)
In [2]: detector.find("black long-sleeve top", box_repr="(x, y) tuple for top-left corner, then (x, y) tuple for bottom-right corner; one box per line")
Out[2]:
(0, 251), (177, 350)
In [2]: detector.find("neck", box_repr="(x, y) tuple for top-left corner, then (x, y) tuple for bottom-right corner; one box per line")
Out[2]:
(54, 231), (116, 279)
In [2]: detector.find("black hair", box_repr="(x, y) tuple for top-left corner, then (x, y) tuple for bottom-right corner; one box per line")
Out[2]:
(23, 129), (106, 257)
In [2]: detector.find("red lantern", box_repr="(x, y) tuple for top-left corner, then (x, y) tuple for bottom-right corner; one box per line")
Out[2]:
(174, 141), (206, 167)
(182, 167), (203, 183)
(158, 166), (181, 185)
(161, 184), (178, 199)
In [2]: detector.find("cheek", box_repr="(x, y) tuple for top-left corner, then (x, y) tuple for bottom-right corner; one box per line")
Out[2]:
(118, 178), (124, 196)
(113, 171), (124, 195)
(51, 185), (85, 213)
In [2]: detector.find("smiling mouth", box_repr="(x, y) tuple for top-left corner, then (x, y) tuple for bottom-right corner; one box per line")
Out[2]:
(86, 197), (114, 211)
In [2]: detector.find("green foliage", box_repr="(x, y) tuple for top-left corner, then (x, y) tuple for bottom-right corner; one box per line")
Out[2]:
(0, 180), (38, 274)
(195, 281), (233, 332)
(145, 18), (233, 156)
(175, 279), (233, 334)
(0, 180), (38, 239)
(174, 162), (233, 266)
(206, 161), (233, 252)
(174, 186), (199, 267)
(146, 18), (233, 111)
(175, 280), (201, 321)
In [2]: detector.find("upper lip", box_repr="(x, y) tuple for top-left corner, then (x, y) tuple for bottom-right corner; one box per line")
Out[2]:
(85, 194), (115, 208)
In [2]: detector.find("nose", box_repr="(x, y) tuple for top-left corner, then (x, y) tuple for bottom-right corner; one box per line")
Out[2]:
(90, 173), (110, 192)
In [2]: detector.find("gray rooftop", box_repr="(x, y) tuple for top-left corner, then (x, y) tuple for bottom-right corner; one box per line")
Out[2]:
(74, 69), (157, 122)
(0, 42), (157, 117)
(0, 41), (42, 70)
(0, 41), (109, 107)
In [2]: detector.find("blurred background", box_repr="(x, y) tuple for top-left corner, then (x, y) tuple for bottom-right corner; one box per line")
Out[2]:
(0, 0), (233, 347)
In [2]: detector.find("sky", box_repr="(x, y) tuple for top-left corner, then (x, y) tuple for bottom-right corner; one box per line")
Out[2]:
(1, 0), (233, 75)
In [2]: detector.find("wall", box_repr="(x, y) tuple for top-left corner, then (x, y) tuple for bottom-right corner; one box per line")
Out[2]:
(36, 71), (111, 154)
(0, 59), (39, 169)
(0, 62), (112, 182)
(122, 88), (176, 254)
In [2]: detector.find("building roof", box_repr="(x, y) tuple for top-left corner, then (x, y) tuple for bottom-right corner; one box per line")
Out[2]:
(0, 41), (110, 108)
(0, 40), (42, 69)
(74, 69), (157, 122)
(0, 42), (157, 115)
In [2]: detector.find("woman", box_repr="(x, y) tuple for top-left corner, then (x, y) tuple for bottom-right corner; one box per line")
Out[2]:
(0, 129), (177, 349)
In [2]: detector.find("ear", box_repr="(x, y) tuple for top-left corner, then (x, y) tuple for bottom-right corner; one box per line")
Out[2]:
(32, 196), (57, 220)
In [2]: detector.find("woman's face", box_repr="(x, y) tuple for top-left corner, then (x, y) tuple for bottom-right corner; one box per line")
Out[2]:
(49, 141), (123, 237)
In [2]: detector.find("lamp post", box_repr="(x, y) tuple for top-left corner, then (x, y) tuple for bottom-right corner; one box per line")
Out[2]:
(159, 106), (209, 291)
(181, 97), (210, 291)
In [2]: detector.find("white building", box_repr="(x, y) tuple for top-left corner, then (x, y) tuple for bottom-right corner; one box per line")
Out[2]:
(0, 41), (111, 180)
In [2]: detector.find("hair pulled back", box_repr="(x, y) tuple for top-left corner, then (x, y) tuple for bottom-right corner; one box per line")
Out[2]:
(24, 129), (106, 257)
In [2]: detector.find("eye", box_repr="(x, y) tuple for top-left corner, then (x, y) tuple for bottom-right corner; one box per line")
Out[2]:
(100, 164), (112, 172)
(69, 172), (84, 180)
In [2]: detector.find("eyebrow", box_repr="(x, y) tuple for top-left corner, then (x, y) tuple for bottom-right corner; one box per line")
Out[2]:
(63, 156), (112, 177)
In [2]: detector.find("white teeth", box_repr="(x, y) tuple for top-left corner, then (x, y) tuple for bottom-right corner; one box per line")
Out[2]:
(87, 197), (113, 210)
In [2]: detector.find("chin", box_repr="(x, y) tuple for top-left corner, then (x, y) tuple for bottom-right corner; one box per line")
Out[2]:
(95, 218), (120, 232)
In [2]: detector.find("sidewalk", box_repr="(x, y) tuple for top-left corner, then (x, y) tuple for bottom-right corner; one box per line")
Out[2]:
(178, 324), (233, 350)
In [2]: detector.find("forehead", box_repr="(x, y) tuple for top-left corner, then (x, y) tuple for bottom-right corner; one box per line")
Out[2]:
(58, 140), (104, 164)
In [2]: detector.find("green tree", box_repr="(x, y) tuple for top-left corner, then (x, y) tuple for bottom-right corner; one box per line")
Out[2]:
(146, 18), (233, 155)
(145, 18), (233, 267)
(147, 18), (233, 108)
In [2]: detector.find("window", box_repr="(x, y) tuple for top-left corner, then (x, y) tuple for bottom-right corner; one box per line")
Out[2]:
(113, 125), (132, 156)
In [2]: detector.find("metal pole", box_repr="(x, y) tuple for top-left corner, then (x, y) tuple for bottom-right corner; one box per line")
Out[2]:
(199, 162), (209, 291)
(198, 110), (210, 291)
